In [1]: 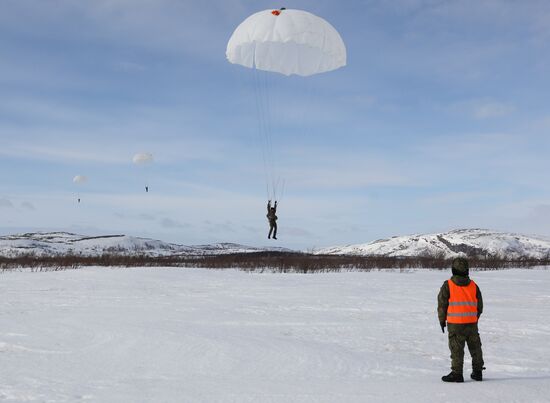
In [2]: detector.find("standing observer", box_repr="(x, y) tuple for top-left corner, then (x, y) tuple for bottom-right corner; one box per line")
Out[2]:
(438, 257), (485, 382)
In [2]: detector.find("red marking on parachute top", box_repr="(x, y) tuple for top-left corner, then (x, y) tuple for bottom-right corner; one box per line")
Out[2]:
(272, 10), (281, 16)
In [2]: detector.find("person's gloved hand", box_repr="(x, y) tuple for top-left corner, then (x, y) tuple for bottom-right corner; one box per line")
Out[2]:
(440, 321), (446, 333)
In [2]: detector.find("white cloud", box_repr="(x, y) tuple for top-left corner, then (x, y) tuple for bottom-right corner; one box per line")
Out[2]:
(418, 190), (498, 206)
(113, 61), (147, 73)
(284, 226), (313, 238)
(0, 116), (230, 166)
(448, 99), (516, 120)
(20, 201), (35, 210)
(279, 146), (420, 189)
(0, 0), (242, 59)
(524, 204), (550, 234)
(160, 217), (190, 229)
(139, 213), (156, 221)
(0, 143), (128, 165)
(0, 198), (14, 208)
(472, 101), (516, 119)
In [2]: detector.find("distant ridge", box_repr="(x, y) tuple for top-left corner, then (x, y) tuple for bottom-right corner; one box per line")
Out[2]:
(0, 232), (290, 258)
(2, 229), (550, 260)
(315, 229), (550, 259)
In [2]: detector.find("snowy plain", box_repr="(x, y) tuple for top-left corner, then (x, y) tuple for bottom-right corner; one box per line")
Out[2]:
(1, 267), (549, 403)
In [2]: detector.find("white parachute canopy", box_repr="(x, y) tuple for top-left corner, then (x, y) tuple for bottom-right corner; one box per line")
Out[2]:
(226, 8), (346, 76)
(133, 153), (154, 165)
(73, 175), (88, 184)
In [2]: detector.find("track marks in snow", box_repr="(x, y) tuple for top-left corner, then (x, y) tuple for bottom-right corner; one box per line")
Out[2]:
(1, 268), (549, 402)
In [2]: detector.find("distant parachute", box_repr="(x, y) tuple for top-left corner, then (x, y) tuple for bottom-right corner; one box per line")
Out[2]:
(133, 153), (154, 165)
(133, 153), (153, 192)
(73, 175), (87, 203)
(227, 8), (346, 202)
(72, 175), (88, 184)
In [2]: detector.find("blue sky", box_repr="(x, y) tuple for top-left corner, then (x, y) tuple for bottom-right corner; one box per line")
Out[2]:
(1, 0), (550, 249)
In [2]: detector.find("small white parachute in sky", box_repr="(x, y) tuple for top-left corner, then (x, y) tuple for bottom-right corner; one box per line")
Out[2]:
(226, 8), (346, 77)
(73, 175), (87, 203)
(72, 175), (88, 184)
(133, 153), (153, 192)
(133, 153), (154, 165)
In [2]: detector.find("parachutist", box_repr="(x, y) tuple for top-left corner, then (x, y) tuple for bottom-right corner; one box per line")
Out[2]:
(133, 153), (153, 194)
(73, 175), (87, 204)
(267, 200), (278, 240)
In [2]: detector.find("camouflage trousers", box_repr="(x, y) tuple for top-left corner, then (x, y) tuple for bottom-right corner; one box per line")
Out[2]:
(448, 323), (484, 374)
(268, 222), (277, 238)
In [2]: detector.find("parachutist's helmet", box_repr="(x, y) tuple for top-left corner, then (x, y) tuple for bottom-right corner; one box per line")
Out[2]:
(451, 257), (469, 276)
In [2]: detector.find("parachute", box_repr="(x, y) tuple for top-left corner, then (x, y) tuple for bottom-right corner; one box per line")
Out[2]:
(72, 175), (88, 184)
(133, 153), (153, 165)
(226, 9), (346, 77)
(227, 8), (346, 201)
(73, 175), (87, 203)
(133, 153), (153, 192)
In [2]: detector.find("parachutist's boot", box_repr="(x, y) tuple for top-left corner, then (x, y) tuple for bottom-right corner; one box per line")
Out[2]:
(442, 372), (464, 383)
(471, 370), (483, 381)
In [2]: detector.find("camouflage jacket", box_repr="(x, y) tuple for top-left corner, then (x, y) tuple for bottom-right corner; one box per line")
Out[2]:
(438, 275), (483, 324)
(267, 202), (277, 221)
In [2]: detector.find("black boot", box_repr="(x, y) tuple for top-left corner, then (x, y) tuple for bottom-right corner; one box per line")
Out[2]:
(471, 370), (483, 381)
(442, 372), (464, 383)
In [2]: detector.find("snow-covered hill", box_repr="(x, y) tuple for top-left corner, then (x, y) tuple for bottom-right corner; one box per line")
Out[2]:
(0, 232), (288, 257)
(3, 229), (550, 259)
(316, 229), (550, 259)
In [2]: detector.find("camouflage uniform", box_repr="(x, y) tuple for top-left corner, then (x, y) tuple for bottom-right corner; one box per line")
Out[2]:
(267, 201), (278, 239)
(438, 258), (485, 376)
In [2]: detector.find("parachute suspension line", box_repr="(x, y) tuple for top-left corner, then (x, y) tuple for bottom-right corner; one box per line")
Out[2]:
(261, 68), (284, 202)
(260, 69), (275, 200)
(227, 8), (347, 204)
(253, 67), (282, 202)
(279, 179), (286, 204)
(253, 67), (271, 201)
(233, 64), (268, 200)
(262, 70), (278, 201)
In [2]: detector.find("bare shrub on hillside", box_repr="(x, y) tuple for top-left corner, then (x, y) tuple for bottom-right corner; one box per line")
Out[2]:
(1, 250), (549, 273)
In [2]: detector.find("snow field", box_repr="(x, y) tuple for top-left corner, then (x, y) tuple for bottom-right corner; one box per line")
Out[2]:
(1, 267), (549, 402)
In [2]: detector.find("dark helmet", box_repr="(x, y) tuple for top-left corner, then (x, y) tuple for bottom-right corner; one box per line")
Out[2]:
(452, 257), (469, 276)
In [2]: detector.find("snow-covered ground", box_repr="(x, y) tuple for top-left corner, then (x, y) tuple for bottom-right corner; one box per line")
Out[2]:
(1, 267), (549, 402)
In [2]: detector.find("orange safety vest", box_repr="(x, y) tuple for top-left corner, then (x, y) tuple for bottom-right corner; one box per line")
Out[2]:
(447, 279), (478, 324)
